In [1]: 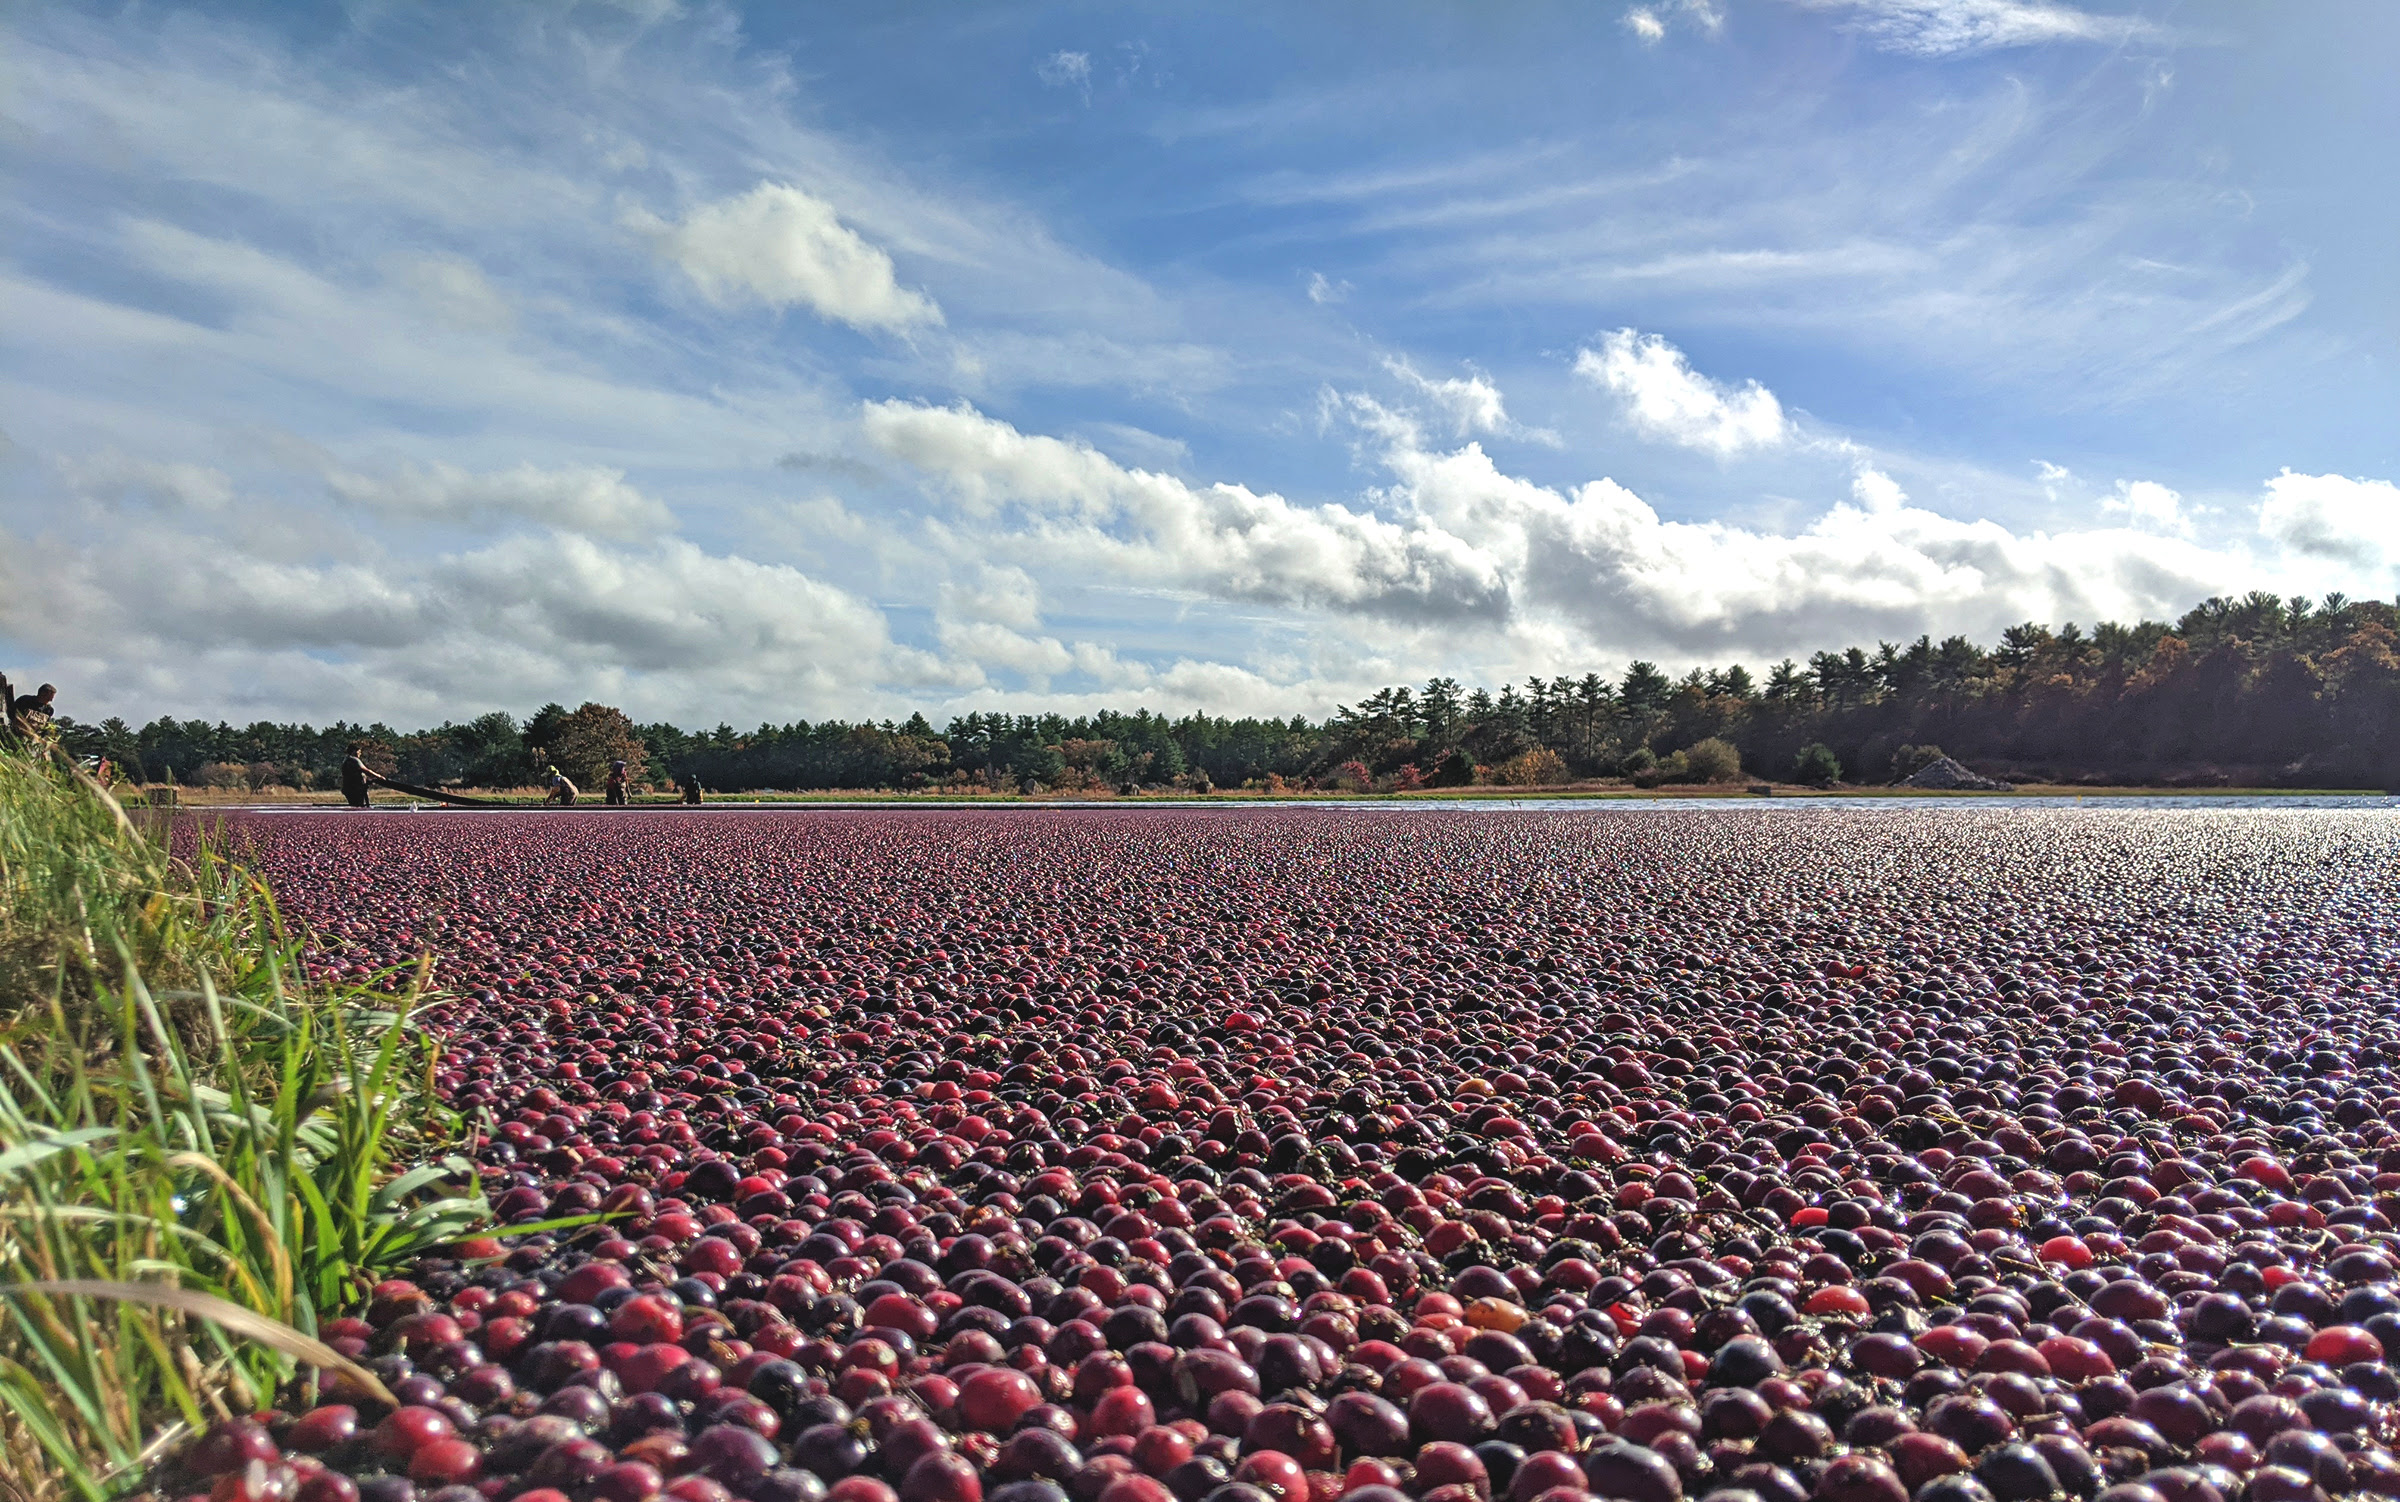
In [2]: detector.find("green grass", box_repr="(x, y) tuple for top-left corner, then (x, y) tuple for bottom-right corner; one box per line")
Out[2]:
(0, 743), (491, 1502)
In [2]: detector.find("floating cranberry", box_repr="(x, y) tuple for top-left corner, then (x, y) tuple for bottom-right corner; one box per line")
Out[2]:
(370, 1408), (453, 1463)
(404, 1440), (481, 1487)
(188, 1421), (282, 1476)
(282, 1408), (358, 1456)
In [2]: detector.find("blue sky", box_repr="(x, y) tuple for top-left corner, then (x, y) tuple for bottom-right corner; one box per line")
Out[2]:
(3, 0), (2396, 728)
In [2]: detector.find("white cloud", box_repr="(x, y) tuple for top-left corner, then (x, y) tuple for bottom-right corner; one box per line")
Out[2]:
(943, 329), (1231, 399)
(5, 226), (811, 468)
(1625, 0), (1724, 43)
(1037, 50), (1092, 99)
(1852, 465), (1908, 514)
(2256, 472), (2400, 573)
(584, 0), (685, 23)
(1789, 0), (2165, 57)
(325, 461), (673, 537)
(1385, 358), (1558, 445)
(1321, 414), (2254, 655)
(434, 533), (887, 677)
(867, 394), (2400, 671)
(940, 564), (1045, 633)
(2100, 478), (2189, 537)
(389, 255), (515, 333)
(57, 452), (237, 512)
(864, 399), (1512, 622)
(1, 523), (895, 722)
(1079, 422), (1191, 474)
(0, 2), (2374, 733)
(1574, 330), (1790, 456)
(23, 409), (2400, 731)
(643, 182), (942, 332)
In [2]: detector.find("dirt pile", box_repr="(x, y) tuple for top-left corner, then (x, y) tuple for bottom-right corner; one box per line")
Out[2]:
(1902, 754), (2013, 790)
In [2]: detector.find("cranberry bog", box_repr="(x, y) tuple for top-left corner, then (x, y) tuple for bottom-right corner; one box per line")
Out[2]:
(164, 805), (2400, 1502)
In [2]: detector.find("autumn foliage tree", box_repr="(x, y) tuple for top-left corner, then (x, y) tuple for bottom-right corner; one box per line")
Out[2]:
(541, 703), (646, 789)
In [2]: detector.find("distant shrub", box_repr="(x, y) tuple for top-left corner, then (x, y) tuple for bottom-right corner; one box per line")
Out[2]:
(1617, 745), (1656, 778)
(1494, 748), (1569, 786)
(1632, 750), (1687, 788)
(1684, 737), (1744, 783)
(1893, 743), (1946, 781)
(192, 761), (248, 790)
(1387, 763), (1425, 792)
(1432, 749), (1477, 787)
(1794, 742), (1844, 786)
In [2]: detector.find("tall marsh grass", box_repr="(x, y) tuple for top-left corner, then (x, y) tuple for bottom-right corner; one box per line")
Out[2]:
(0, 745), (485, 1502)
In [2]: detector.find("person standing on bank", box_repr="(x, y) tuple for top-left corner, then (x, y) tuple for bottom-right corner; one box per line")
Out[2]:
(606, 759), (630, 806)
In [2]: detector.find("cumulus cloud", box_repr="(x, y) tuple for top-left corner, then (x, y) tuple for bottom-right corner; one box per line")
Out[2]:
(325, 461), (673, 537)
(940, 563), (1045, 633)
(1624, 0), (1724, 43)
(1, 523), (894, 720)
(1372, 432), (2235, 656)
(861, 392), (2400, 666)
(642, 182), (941, 332)
(1788, 0), (2165, 57)
(1574, 330), (1790, 456)
(2256, 472), (2400, 573)
(864, 399), (1511, 623)
(25, 402), (2400, 729)
(1851, 466), (1909, 514)
(2100, 479), (2190, 537)
(7, 528), (425, 655)
(1385, 358), (1559, 444)
(433, 533), (886, 675)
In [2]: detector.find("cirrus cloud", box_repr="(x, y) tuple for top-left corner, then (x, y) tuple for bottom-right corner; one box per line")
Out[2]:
(1786, 0), (2168, 57)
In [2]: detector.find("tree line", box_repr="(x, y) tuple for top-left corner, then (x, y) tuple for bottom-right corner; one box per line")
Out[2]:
(48, 591), (2400, 793)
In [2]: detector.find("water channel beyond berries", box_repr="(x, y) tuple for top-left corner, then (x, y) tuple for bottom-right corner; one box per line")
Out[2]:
(170, 808), (2400, 1502)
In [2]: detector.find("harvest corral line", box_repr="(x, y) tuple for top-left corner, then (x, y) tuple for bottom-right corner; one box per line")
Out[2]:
(223, 793), (2400, 815)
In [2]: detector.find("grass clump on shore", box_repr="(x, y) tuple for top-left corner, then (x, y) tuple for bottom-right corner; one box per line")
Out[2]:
(0, 742), (485, 1502)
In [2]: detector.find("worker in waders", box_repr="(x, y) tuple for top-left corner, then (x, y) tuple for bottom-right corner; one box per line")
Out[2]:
(545, 764), (579, 807)
(606, 759), (630, 806)
(681, 773), (704, 805)
(341, 744), (376, 808)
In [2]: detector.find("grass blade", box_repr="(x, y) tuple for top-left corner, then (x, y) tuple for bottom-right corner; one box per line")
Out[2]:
(6, 1282), (395, 1407)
